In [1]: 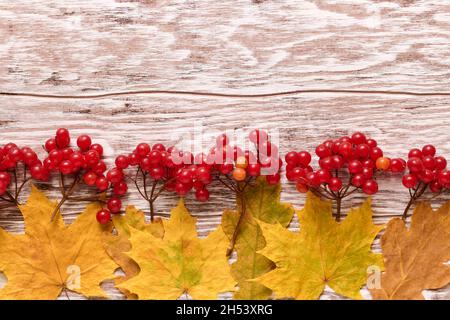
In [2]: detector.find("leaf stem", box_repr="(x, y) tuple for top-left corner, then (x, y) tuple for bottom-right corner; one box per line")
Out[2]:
(226, 190), (246, 257)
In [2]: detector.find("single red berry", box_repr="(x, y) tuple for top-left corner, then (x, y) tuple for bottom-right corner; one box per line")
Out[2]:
(177, 169), (192, 184)
(196, 166), (211, 183)
(351, 132), (366, 145)
(219, 163), (234, 175)
(370, 147), (383, 161)
(107, 167), (124, 184)
(348, 160), (363, 174)
(48, 149), (63, 164)
(418, 169), (434, 183)
(319, 156), (334, 171)
(422, 144), (436, 157)
(148, 150), (162, 165)
(30, 163), (46, 180)
(437, 170), (450, 187)
(429, 180), (442, 193)
(107, 197), (122, 214)
(422, 156), (435, 170)
(56, 128), (70, 148)
(286, 167), (304, 181)
(402, 174), (417, 188)
(22, 149), (38, 166)
(150, 166), (165, 180)
(408, 148), (422, 159)
(195, 188), (210, 202)
(338, 142), (353, 158)
(83, 171), (97, 186)
(362, 179), (378, 195)
(331, 155), (344, 169)
(59, 160), (74, 175)
(351, 173), (365, 187)
(61, 147), (74, 160)
(69, 151), (85, 169)
(407, 157), (423, 173)
(175, 181), (191, 196)
(434, 156), (447, 170)
(247, 163), (261, 177)
(266, 172), (280, 185)
(152, 143), (166, 152)
(92, 161), (107, 175)
(355, 144), (370, 159)
(366, 139), (377, 148)
(0, 172), (11, 185)
(316, 169), (331, 184)
(113, 180), (128, 195)
(95, 176), (109, 191)
(85, 150), (100, 167)
(328, 177), (342, 192)
(115, 155), (129, 169)
(96, 209), (111, 224)
(296, 151), (311, 167)
(306, 172), (320, 187)
(361, 167), (374, 180)
(284, 151), (298, 165)
(315, 144), (332, 158)
(45, 138), (57, 152)
(77, 135), (92, 151)
(90, 143), (104, 157)
(389, 158), (406, 173)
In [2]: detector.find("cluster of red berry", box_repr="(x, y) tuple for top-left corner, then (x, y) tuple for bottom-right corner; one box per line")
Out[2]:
(400, 145), (449, 191)
(397, 145), (449, 219)
(286, 132), (387, 220)
(42, 129), (108, 189)
(1, 128), (448, 225)
(98, 142), (200, 224)
(0, 143), (43, 203)
(201, 129), (282, 187)
(97, 129), (283, 225)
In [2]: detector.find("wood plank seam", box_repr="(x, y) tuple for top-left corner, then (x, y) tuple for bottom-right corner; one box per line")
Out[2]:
(1, 89), (450, 100)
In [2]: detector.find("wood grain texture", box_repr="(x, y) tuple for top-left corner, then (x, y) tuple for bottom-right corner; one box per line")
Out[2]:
(0, 0), (449, 300)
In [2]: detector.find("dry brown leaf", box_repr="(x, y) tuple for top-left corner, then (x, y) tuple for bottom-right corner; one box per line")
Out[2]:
(371, 200), (450, 300)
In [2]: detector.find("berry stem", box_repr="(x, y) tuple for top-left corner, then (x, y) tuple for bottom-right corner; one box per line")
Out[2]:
(148, 179), (158, 222)
(50, 175), (80, 222)
(402, 182), (428, 221)
(336, 196), (342, 222)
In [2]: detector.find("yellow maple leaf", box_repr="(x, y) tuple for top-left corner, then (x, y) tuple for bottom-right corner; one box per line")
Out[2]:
(371, 200), (450, 300)
(0, 186), (118, 299)
(116, 199), (236, 299)
(221, 177), (294, 299)
(256, 192), (383, 300)
(106, 206), (164, 299)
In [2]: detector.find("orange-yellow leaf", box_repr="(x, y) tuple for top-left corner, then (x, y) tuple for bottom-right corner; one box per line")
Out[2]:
(106, 206), (164, 299)
(0, 186), (118, 299)
(256, 192), (383, 300)
(221, 177), (294, 299)
(116, 199), (235, 299)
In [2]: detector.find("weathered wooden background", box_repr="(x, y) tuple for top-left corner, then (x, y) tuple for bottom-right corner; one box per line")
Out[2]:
(0, 0), (449, 300)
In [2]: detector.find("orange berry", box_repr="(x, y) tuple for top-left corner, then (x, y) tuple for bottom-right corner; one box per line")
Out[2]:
(376, 157), (391, 170)
(232, 167), (246, 181)
(235, 156), (248, 169)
